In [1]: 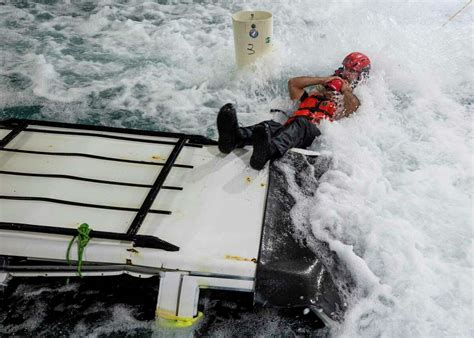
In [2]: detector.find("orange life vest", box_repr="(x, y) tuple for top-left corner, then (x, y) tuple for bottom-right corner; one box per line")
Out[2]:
(286, 94), (336, 125)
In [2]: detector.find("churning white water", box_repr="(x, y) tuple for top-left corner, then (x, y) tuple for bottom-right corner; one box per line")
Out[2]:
(0, 0), (472, 336)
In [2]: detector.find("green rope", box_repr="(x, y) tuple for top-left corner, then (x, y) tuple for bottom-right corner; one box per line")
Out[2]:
(66, 223), (91, 277)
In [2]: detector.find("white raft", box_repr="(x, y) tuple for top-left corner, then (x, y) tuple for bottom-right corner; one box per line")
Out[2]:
(0, 118), (341, 327)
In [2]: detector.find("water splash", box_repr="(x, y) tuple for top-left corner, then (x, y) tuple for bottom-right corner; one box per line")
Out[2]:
(0, 0), (472, 336)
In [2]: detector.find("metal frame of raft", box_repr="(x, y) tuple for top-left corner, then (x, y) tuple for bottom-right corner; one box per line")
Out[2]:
(0, 118), (343, 329)
(0, 118), (216, 251)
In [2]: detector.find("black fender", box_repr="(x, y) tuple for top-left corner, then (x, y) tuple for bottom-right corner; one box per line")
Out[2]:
(255, 151), (354, 324)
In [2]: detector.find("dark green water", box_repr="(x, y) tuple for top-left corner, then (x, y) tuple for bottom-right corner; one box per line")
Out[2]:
(0, 275), (326, 336)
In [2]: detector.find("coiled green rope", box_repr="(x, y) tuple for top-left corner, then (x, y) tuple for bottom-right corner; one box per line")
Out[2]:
(66, 223), (91, 277)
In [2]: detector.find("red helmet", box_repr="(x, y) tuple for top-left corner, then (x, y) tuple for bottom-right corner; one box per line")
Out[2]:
(342, 52), (371, 73)
(325, 78), (343, 92)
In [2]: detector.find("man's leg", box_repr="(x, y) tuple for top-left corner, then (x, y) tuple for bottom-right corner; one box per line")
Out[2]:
(238, 120), (284, 146)
(271, 117), (321, 156)
(250, 117), (320, 170)
(217, 103), (284, 152)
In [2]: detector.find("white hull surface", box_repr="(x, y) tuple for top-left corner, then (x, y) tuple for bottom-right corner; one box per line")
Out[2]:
(0, 119), (340, 327)
(0, 120), (267, 278)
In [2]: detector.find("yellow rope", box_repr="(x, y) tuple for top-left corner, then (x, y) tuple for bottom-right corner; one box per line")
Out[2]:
(442, 0), (472, 27)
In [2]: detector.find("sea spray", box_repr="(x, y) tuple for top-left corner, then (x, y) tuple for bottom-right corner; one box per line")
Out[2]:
(0, 0), (472, 336)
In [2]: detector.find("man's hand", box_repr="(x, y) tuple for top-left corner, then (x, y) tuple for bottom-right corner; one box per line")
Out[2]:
(340, 79), (352, 94)
(337, 79), (360, 119)
(288, 76), (340, 100)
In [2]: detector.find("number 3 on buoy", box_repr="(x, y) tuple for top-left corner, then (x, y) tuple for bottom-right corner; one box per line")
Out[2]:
(247, 44), (256, 55)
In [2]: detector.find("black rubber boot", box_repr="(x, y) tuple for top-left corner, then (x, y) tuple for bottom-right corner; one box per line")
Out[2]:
(217, 103), (239, 154)
(250, 124), (275, 170)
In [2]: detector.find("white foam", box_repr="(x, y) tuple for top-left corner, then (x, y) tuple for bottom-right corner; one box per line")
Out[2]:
(302, 4), (473, 333)
(0, 0), (472, 336)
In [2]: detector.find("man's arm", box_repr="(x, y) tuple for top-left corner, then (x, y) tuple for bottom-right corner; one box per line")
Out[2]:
(337, 80), (361, 119)
(288, 76), (339, 100)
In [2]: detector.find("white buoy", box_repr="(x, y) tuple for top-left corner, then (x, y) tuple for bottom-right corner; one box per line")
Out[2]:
(232, 10), (273, 68)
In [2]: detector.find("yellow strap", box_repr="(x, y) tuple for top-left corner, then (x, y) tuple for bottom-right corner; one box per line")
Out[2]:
(156, 309), (204, 328)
